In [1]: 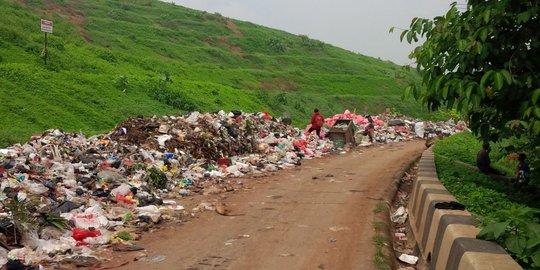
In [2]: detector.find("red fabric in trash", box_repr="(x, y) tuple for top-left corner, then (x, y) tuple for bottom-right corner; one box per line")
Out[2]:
(72, 228), (101, 242)
(217, 158), (231, 166)
(116, 194), (136, 204)
(261, 112), (272, 120)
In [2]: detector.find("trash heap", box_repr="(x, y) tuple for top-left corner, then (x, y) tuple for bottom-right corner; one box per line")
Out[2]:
(322, 110), (468, 146)
(0, 110), (333, 268)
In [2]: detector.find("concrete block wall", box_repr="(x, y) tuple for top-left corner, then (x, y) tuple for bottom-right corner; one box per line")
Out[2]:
(408, 148), (522, 270)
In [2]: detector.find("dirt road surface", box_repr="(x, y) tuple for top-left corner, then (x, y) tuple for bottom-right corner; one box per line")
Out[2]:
(109, 141), (425, 270)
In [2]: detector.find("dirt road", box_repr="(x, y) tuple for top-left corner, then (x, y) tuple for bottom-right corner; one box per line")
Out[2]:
(110, 141), (425, 270)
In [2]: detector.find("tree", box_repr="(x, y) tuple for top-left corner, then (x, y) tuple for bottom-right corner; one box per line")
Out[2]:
(398, 1), (540, 142)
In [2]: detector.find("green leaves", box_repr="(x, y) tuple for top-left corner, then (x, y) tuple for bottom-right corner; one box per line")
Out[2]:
(532, 251), (540, 267)
(479, 27), (488, 42)
(532, 88), (540, 104)
(400, 0), (540, 140)
(483, 9), (491, 23)
(478, 221), (509, 240)
(493, 72), (504, 90)
(506, 236), (528, 255)
(475, 205), (540, 268)
(517, 10), (532, 23)
(400, 30), (408, 42)
(44, 213), (68, 230)
(480, 70), (494, 89)
(144, 167), (169, 190)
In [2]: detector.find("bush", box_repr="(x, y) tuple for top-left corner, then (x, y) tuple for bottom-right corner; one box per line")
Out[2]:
(148, 75), (197, 111)
(267, 38), (287, 52)
(114, 75), (129, 92)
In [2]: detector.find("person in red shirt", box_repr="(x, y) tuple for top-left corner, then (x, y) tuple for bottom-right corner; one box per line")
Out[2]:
(364, 114), (375, 143)
(308, 108), (324, 138)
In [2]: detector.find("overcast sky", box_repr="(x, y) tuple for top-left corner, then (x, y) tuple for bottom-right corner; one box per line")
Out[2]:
(169, 0), (465, 65)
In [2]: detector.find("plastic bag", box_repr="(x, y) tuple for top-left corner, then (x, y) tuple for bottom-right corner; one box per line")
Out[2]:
(136, 205), (161, 223)
(36, 237), (76, 255)
(62, 213), (108, 229)
(84, 230), (111, 245)
(72, 228), (101, 245)
(390, 206), (408, 224)
(0, 247), (7, 267)
(414, 122), (425, 138)
(110, 184), (131, 197)
(20, 182), (48, 195)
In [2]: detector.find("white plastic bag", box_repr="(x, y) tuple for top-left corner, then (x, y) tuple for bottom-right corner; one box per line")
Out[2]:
(414, 122), (425, 138)
(136, 205), (161, 223)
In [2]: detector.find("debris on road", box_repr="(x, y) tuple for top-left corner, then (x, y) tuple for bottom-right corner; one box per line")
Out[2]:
(318, 110), (467, 147)
(390, 206), (408, 224)
(391, 164), (423, 269)
(0, 108), (463, 268)
(398, 254), (419, 265)
(135, 255), (167, 263)
(0, 110), (332, 268)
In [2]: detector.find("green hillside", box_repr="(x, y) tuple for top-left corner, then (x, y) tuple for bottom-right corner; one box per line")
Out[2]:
(0, 0), (428, 146)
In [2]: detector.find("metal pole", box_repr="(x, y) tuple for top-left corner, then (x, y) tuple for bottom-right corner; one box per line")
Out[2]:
(44, 32), (48, 65)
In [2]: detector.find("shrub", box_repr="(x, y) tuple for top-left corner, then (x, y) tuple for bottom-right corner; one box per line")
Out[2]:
(148, 74), (197, 111)
(114, 75), (129, 92)
(267, 38), (287, 52)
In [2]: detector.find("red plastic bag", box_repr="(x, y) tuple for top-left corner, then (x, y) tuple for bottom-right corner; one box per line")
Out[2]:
(116, 193), (137, 205)
(72, 228), (101, 244)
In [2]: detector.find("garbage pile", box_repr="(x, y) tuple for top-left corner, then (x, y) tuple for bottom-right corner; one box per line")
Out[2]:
(0, 110), (333, 268)
(320, 110), (468, 146)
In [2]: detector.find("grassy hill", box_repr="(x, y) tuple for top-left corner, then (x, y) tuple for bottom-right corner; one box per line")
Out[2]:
(0, 0), (430, 146)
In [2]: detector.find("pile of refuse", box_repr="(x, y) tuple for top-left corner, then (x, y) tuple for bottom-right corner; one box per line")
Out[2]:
(0, 108), (467, 268)
(323, 110), (468, 146)
(0, 111), (333, 268)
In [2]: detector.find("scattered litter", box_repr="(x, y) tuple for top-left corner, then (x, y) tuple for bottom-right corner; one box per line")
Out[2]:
(135, 255), (167, 263)
(398, 254), (419, 265)
(112, 243), (144, 252)
(394, 232), (407, 241)
(391, 206), (408, 224)
(434, 201), (466, 210)
(329, 226), (350, 232)
(215, 202), (230, 216)
(279, 253), (294, 257)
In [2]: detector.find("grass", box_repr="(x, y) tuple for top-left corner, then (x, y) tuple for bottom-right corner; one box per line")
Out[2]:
(373, 202), (385, 214)
(433, 132), (540, 217)
(373, 221), (391, 270)
(433, 133), (540, 268)
(0, 0), (435, 147)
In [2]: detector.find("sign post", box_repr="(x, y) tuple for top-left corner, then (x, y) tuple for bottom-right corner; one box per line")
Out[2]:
(40, 19), (53, 64)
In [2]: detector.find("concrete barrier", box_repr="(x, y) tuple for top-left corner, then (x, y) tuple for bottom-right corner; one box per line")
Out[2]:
(408, 148), (522, 270)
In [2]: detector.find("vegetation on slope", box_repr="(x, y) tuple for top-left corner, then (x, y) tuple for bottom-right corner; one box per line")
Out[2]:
(1, 0), (428, 146)
(433, 133), (540, 268)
